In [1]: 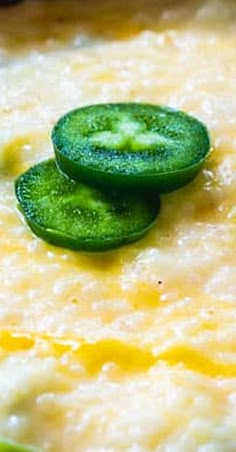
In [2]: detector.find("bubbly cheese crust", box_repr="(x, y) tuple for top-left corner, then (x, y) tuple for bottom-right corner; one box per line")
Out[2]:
(0, 0), (236, 450)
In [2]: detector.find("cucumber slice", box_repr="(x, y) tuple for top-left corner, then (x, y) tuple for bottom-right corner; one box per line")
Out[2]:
(0, 438), (40, 452)
(15, 160), (160, 252)
(52, 103), (211, 193)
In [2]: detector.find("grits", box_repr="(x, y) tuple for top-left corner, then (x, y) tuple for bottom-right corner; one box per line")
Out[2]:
(0, 0), (236, 450)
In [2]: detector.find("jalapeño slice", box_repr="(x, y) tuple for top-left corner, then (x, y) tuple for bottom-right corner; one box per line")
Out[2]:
(0, 438), (40, 452)
(15, 160), (160, 252)
(52, 103), (211, 193)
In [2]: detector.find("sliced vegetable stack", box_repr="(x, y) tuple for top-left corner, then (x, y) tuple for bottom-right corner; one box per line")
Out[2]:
(15, 103), (210, 252)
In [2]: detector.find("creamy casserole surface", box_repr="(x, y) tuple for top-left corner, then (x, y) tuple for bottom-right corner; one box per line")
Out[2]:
(0, 0), (236, 450)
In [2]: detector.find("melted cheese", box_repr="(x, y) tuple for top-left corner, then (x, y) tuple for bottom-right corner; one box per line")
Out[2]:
(0, 0), (236, 450)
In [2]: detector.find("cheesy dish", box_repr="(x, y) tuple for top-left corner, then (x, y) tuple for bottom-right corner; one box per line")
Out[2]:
(0, 0), (236, 450)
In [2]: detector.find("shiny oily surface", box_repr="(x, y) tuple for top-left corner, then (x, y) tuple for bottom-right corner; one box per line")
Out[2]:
(0, 0), (236, 451)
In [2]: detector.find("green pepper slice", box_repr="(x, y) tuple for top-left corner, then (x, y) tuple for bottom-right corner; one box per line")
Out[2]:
(52, 103), (210, 193)
(15, 160), (160, 252)
(0, 438), (40, 452)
